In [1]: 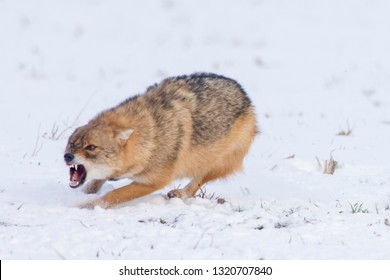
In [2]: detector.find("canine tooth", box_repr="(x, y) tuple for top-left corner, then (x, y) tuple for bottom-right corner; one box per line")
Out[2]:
(75, 164), (78, 171)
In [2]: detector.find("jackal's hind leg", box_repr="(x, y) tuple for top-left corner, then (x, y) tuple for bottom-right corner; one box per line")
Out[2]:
(167, 154), (244, 200)
(167, 178), (202, 199)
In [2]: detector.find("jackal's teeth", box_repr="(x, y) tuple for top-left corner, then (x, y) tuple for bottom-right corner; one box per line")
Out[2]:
(74, 164), (78, 171)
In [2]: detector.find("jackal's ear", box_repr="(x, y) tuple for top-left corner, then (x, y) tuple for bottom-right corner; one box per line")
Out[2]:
(116, 129), (134, 146)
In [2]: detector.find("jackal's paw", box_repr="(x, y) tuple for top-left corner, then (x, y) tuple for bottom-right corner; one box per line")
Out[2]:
(78, 199), (104, 209)
(167, 189), (184, 199)
(167, 189), (191, 199)
(78, 202), (95, 209)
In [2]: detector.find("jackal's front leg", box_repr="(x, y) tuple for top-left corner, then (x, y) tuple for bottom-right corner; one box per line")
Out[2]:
(83, 179), (106, 194)
(79, 181), (165, 209)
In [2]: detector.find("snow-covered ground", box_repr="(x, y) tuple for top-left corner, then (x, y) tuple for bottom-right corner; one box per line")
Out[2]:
(1, 0), (390, 259)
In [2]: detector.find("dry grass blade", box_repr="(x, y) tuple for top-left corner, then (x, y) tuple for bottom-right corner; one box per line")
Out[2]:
(337, 128), (352, 136)
(337, 122), (353, 136)
(196, 187), (226, 204)
(31, 123), (43, 157)
(323, 155), (338, 175)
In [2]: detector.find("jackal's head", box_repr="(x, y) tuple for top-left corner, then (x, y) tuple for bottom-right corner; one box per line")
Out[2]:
(64, 122), (133, 188)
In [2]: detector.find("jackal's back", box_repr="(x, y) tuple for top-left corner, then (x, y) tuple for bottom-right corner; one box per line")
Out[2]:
(143, 73), (254, 146)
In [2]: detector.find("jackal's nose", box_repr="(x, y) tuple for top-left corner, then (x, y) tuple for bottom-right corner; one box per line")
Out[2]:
(64, 153), (74, 163)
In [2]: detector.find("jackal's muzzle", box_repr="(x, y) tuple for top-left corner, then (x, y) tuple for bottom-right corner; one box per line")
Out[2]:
(64, 153), (87, 188)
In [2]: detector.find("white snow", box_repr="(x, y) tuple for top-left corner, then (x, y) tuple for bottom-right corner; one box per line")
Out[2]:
(1, 0), (390, 259)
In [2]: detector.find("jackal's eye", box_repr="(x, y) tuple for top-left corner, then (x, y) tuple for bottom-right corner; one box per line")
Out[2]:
(85, 145), (97, 151)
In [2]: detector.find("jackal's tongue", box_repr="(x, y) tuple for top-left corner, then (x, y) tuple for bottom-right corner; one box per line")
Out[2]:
(69, 164), (86, 188)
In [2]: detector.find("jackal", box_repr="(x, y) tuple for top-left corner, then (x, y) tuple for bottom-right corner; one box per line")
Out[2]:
(64, 73), (257, 208)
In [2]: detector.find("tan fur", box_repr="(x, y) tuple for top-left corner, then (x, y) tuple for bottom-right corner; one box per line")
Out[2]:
(64, 73), (257, 209)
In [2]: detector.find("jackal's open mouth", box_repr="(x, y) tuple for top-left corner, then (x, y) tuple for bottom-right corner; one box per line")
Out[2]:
(69, 164), (87, 188)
